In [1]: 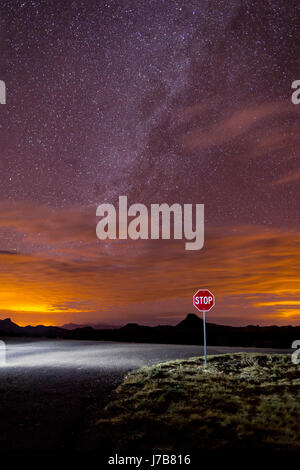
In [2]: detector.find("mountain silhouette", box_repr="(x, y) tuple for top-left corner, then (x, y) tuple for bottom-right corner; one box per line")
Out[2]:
(62, 322), (119, 330)
(176, 313), (203, 328)
(0, 314), (298, 349)
(0, 318), (20, 334)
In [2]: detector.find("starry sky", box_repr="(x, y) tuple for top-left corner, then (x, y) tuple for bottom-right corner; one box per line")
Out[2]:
(0, 0), (299, 326)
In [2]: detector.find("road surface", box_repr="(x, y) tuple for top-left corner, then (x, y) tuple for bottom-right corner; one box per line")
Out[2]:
(0, 338), (291, 450)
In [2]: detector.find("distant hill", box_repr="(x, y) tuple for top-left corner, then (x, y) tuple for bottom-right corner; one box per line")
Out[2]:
(0, 318), (67, 338)
(62, 322), (119, 330)
(176, 313), (203, 328)
(0, 314), (299, 349)
(0, 318), (20, 334)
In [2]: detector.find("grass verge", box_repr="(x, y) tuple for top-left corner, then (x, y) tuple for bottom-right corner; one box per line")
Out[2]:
(96, 353), (300, 451)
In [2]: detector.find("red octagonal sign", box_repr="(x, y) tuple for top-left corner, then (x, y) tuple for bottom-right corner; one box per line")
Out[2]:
(193, 289), (215, 312)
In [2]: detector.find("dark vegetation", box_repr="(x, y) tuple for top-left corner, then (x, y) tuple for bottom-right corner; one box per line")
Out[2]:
(94, 353), (300, 451)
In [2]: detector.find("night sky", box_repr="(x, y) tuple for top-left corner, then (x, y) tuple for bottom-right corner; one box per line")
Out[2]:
(0, 0), (299, 326)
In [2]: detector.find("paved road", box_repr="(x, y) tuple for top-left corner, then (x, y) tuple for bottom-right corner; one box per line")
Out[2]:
(0, 339), (291, 451)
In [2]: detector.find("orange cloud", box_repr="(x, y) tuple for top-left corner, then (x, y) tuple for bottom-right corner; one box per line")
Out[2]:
(0, 201), (96, 247)
(183, 101), (298, 151)
(0, 202), (299, 326)
(255, 301), (300, 307)
(272, 170), (300, 186)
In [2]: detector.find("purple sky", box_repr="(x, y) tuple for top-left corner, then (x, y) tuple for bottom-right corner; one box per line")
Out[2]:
(0, 1), (299, 326)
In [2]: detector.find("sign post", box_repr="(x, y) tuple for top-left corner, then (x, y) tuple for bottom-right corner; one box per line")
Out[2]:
(193, 289), (215, 368)
(203, 311), (207, 368)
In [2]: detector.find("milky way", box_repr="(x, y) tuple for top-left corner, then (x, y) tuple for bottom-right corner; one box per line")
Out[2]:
(0, 1), (299, 326)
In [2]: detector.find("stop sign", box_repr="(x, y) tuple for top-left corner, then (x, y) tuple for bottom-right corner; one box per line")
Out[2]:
(193, 289), (215, 312)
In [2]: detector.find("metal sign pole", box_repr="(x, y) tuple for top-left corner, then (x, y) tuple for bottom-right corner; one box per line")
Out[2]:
(203, 311), (207, 368)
